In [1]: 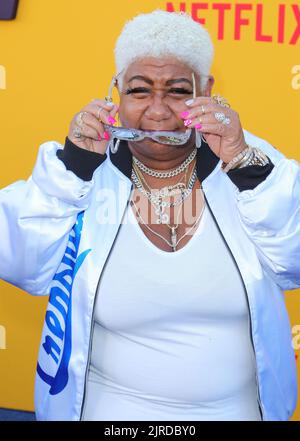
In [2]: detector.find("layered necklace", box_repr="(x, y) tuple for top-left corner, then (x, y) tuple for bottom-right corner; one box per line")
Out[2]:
(130, 148), (206, 252)
(131, 148), (197, 225)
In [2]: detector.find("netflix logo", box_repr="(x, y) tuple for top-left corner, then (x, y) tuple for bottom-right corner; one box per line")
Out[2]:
(166, 2), (300, 45)
(0, 0), (19, 20)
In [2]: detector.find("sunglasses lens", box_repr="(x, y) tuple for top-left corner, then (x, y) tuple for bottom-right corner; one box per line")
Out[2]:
(154, 130), (191, 145)
(154, 136), (184, 145)
(106, 125), (191, 145)
(111, 128), (141, 141)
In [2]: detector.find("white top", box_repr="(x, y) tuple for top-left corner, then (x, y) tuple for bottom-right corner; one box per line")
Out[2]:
(82, 202), (262, 421)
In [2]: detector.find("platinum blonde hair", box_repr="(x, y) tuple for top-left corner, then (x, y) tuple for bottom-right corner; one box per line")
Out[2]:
(114, 10), (214, 93)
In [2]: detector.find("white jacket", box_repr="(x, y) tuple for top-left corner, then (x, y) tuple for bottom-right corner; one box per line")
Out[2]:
(0, 130), (299, 421)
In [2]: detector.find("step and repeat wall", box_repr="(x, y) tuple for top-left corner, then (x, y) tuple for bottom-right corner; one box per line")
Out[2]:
(0, 0), (299, 418)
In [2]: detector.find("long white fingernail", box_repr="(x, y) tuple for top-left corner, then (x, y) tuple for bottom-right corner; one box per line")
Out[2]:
(106, 101), (114, 107)
(185, 99), (194, 106)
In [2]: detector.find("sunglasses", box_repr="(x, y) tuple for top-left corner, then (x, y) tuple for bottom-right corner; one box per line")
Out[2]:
(102, 124), (192, 145)
(105, 71), (198, 146)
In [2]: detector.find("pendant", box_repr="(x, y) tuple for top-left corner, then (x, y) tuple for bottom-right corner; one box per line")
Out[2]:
(170, 226), (177, 252)
(155, 198), (169, 224)
(159, 183), (186, 198)
(155, 208), (169, 224)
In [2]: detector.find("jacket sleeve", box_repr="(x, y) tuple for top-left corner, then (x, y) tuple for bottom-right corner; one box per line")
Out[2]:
(0, 140), (97, 296)
(232, 130), (300, 291)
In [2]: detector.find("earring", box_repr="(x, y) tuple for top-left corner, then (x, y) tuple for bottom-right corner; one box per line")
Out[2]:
(109, 138), (120, 154)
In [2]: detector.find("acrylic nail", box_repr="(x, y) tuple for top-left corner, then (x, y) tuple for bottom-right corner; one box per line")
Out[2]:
(103, 131), (110, 140)
(106, 101), (114, 107)
(185, 99), (194, 106)
(180, 111), (190, 119)
(184, 119), (192, 127)
(195, 123), (202, 129)
(108, 116), (116, 125)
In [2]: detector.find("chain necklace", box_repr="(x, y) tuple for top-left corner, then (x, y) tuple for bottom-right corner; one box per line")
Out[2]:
(132, 161), (189, 198)
(133, 148), (197, 178)
(130, 193), (205, 252)
(131, 165), (197, 224)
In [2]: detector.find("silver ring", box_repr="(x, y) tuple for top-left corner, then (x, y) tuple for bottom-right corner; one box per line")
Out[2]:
(76, 111), (87, 127)
(200, 105), (205, 114)
(214, 112), (226, 122)
(73, 126), (82, 139)
(222, 117), (231, 125)
(97, 106), (103, 120)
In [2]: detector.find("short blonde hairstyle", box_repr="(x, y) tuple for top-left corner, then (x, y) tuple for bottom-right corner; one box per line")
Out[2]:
(114, 10), (214, 92)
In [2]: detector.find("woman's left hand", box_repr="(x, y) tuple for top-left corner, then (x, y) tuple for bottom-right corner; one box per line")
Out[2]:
(182, 97), (247, 164)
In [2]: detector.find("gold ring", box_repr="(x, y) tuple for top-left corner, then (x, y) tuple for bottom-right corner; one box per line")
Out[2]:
(76, 111), (87, 127)
(212, 94), (230, 108)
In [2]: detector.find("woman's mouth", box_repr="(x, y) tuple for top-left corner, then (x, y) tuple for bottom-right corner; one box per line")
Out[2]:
(140, 127), (180, 132)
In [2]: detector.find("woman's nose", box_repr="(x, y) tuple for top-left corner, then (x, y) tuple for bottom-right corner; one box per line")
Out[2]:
(144, 95), (172, 121)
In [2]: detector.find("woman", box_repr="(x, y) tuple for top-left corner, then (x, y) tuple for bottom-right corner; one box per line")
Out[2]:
(0, 10), (299, 421)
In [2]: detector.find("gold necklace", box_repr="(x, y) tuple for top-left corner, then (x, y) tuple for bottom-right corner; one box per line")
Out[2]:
(130, 193), (205, 252)
(131, 161), (201, 250)
(131, 160), (197, 226)
(132, 162), (188, 199)
(164, 166), (200, 250)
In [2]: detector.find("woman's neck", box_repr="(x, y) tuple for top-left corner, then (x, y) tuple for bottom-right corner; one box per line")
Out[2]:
(128, 143), (195, 171)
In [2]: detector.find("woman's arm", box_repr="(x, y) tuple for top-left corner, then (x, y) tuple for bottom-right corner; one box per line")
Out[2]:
(0, 98), (117, 296)
(233, 131), (300, 290)
(0, 140), (95, 296)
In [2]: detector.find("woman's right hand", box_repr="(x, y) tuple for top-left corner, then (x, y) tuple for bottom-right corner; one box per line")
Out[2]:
(67, 99), (119, 154)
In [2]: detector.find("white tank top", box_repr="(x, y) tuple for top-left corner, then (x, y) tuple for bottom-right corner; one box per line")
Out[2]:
(82, 202), (262, 421)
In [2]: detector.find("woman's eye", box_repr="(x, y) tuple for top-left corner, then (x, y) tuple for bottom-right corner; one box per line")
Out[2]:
(124, 87), (192, 98)
(169, 88), (192, 95)
(125, 87), (150, 95)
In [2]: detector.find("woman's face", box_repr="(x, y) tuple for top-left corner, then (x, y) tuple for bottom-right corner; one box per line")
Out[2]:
(117, 56), (213, 156)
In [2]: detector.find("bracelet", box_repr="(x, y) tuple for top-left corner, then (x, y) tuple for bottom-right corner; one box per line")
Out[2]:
(222, 145), (270, 173)
(236, 147), (269, 169)
(232, 147), (254, 169)
(221, 146), (251, 173)
(234, 148), (255, 169)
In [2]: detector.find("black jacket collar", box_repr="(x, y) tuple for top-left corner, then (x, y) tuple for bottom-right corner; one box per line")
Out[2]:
(109, 139), (220, 182)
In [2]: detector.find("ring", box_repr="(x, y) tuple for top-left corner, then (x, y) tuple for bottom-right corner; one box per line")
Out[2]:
(76, 111), (87, 127)
(73, 126), (83, 139)
(97, 106), (103, 120)
(200, 105), (205, 114)
(222, 117), (231, 125)
(212, 94), (230, 108)
(214, 112), (226, 122)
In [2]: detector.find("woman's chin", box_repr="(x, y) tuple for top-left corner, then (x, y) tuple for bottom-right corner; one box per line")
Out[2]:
(126, 139), (195, 164)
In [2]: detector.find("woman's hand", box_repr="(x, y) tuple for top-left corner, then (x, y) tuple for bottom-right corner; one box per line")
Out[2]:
(68, 99), (119, 154)
(181, 97), (247, 164)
